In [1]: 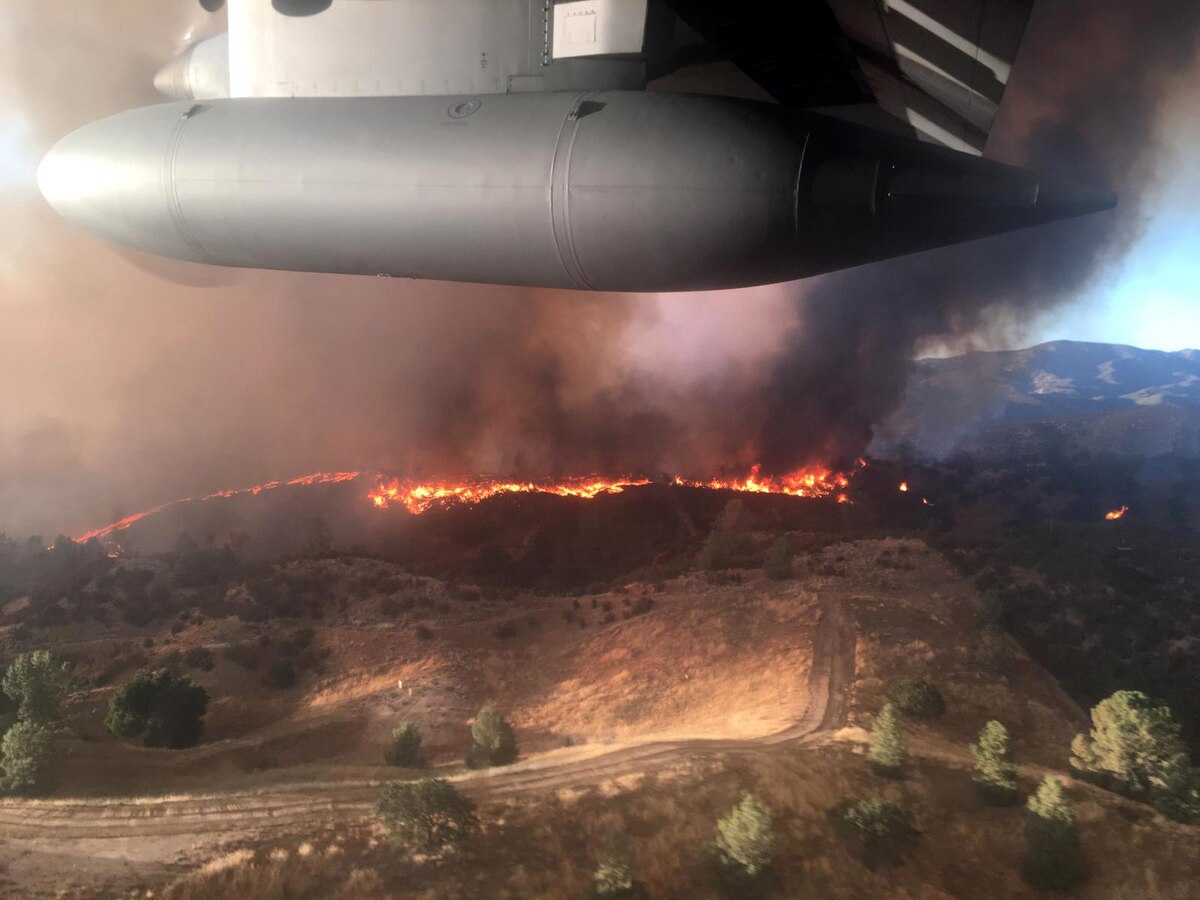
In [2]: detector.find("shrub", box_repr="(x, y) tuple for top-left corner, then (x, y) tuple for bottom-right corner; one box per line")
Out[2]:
(1021, 776), (1085, 891)
(886, 676), (946, 721)
(870, 703), (907, 775)
(376, 778), (477, 852)
(829, 797), (917, 850)
(493, 621), (519, 640)
(2, 650), (71, 724)
(105, 669), (209, 748)
(184, 647), (215, 672)
(221, 642), (260, 670)
(415, 625), (434, 641)
(971, 720), (1019, 804)
(622, 597), (654, 620)
(713, 792), (775, 879)
(0, 720), (52, 794)
(699, 499), (746, 570)
(262, 659), (297, 690)
(384, 723), (425, 768)
(592, 830), (644, 899)
(465, 707), (518, 769)
(762, 536), (793, 581)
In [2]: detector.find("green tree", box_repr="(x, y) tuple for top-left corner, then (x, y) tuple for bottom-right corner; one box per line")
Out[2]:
(105, 669), (209, 748)
(592, 830), (643, 898)
(871, 702), (907, 775)
(376, 778), (477, 852)
(828, 796), (916, 849)
(2, 651), (71, 724)
(1070, 690), (1186, 797)
(1021, 776), (1085, 891)
(0, 720), (52, 794)
(886, 676), (946, 721)
(762, 536), (793, 581)
(384, 722), (425, 768)
(713, 791), (775, 879)
(699, 499), (745, 570)
(971, 720), (1018, 804)
(465, 707), (517, 769)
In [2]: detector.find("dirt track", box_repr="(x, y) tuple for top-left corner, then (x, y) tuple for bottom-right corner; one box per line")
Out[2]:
(0, 598), (855, 887)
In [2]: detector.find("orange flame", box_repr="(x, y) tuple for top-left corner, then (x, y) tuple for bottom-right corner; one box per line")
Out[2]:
(368, 475), (652, 514)
(1105, 505), (1128, 520)
(74, 471), (363, 542)
(899, 481), (909, 492)
(77, 463), (862, 543)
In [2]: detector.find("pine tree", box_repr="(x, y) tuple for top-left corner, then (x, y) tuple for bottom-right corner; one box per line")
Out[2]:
(871, 702), (907, 775)
(2, 651), (70, 724)
(1021, 776), (1085, 891)
(592, 831), (640, 898)
(1071, 690), (1198, 819)
(971, 720), (1018, 803)
(713, 792), (776, 879)
(384, 723), (425, 768)
(465, 707), (518, 769)
(0, 720), (52, 795)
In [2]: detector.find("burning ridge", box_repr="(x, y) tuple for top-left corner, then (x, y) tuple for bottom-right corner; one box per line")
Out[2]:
(75, 464), (861, 543)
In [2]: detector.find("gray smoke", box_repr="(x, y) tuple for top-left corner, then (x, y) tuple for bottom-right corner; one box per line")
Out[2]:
(755, 0), (1200, 471)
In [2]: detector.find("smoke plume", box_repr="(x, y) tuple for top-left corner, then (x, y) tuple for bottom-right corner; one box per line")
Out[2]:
(755, 0), (1200, 471)
(1, 0), (1198, 537)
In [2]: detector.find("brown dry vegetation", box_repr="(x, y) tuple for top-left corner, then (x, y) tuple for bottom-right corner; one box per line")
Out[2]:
(4, 536), (1200, 897)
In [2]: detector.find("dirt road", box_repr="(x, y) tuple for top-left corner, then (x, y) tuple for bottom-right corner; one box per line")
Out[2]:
(0, 598), (855, 887)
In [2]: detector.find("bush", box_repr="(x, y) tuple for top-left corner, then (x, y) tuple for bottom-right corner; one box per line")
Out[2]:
(971, 720), (1019, 804)
(591, 830), (644, 899)
(2, 650), (71, 724)
(184, 647), (215, 672)
(221, 642), (260, 670)
(0, 720), (52, 794)
(829, 797), (917, 853)
(699, 499), (746, 570)
(384, 723), (425, 768)
(262, 659), (297, 690)
(870, 703), (907, 775)
(762, 536), (793, 581)
(465, 707), (518, 769)
(1021, 777), (1085, 891)
(105, 669), (209, 748)
(886, 676), (946, 721)
(376, 778), (477, 852)
(713, 792), (775, 879)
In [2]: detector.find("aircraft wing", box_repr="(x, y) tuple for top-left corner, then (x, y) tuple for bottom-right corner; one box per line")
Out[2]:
(173, 0), (1032, 157)
(664, 0), (1035, 155)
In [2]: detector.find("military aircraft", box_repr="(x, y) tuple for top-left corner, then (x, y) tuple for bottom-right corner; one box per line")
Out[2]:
(37, 0), (1114, 292)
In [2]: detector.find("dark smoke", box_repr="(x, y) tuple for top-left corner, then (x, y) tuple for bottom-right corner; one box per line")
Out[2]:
(755, 0), (1200, 471)
(3, 1), (1199, 538)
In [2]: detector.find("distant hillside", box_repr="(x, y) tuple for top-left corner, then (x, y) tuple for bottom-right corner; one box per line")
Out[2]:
(874, 340), (1200, 458)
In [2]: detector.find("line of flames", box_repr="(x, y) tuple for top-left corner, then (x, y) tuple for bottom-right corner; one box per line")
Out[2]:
(75, 464), (864, 543)
(73, 472), (363, 543)
(368, 464), (856, 515)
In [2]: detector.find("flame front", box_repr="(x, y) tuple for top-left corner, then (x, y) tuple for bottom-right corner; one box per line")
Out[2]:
(368, 475), (652, 514)
(77, 464), (861, 543)
(370, 464), (855, 515)
(1105, 505), (1129, 520)
(74, 471), (363, 542)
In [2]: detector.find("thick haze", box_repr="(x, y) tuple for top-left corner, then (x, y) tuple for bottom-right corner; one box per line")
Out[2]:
(1, 0), (1198, 537)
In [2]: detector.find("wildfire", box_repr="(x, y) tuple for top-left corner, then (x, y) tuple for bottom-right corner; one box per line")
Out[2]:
(76, 463), (863, 544)
(369, 464), (854, 515)
(1105, 506), (1129, 521)
(898, 481), (909, 492)
(368, 475), (652, 514)
(74, 471), (363, 542)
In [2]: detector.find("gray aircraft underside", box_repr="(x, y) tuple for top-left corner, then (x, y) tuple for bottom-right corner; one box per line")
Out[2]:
(38, 0), (1114, 293)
